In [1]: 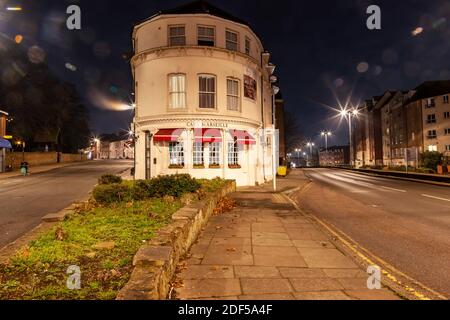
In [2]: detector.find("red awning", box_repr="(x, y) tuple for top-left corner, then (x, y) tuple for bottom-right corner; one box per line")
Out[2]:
(194, 128), (222, 143)
(230, 130), (256, 145)
(153, 129), (184, 142)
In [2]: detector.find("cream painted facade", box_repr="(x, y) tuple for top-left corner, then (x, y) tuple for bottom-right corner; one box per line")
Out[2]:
(131, 11), (277, 186)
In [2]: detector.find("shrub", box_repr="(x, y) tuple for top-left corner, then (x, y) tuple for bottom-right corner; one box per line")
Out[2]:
(420, 151), (443, 171)
(93, 184), (131, 204)
(98, 174), (123, 185)
(141, 174), (201, 199)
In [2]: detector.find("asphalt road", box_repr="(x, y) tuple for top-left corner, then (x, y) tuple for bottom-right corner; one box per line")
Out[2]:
(0, 160), (132, 248)
(294, 168), (450, 298)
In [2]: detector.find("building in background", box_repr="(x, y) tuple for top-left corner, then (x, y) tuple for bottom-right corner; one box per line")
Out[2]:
(131, 1), (279, 186)
(354, 80), (450, 168)
(0, 110), (12, 173)
(319, 146), (350, 167)
(412, 80), (450, 157)
(98, 133), (134, 160)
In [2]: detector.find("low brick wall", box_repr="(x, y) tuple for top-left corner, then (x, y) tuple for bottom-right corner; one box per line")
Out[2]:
(5, 152), (88, 169)
(116, 181), (237, 300)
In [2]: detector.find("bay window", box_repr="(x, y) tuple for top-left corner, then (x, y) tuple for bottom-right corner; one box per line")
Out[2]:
(169, 142), (184, 167)
(226, 30), (239, 51)
(193, 142), (204, 167)
(199, 75), (216, 109)
(227, 78), (240, 111)
(169, 25), (186, 46)
(209, 142), (221, 167)
(168, 74), (186, 109)
(228, 138), (240, 167)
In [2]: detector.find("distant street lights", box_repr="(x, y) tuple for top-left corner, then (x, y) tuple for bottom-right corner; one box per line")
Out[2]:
(321, 131), (332, 151)
(340, 108), (359, 167)
(306, 142), (315, 167)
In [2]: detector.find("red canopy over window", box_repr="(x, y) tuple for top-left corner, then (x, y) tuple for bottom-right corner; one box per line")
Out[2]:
(230, 130), (256, 145)
(194, 128), (222, 143)
(153, 129), (184, 142)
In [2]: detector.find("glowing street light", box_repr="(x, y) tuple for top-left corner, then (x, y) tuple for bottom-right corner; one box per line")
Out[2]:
(338, 107), (360, 167)
(321, 131), (332, 151)
(6, 7), (22, 11)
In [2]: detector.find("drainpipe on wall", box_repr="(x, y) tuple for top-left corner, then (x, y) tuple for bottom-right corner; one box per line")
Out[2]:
(260, 51), (267, 182)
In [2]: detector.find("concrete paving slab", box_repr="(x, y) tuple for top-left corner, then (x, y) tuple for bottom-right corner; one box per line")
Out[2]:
(240, 279), (293, 295)
(234, 266), (281, 278)
(177, 279), (242, 299)
(293, 291), (351, 300)
(239, 293), (296, 300)
(278, 268), (327, 279)
(290, 278), (344, 292)
(297, 248), (358, 269)
(179, 265), (234, 280)
(254, 255), (307, 268)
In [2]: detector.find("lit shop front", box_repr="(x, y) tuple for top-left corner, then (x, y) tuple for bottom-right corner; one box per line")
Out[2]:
(136, 120), (270, 186)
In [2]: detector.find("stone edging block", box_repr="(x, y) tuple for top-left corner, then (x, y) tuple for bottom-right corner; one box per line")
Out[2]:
(116, 181), (236, 300)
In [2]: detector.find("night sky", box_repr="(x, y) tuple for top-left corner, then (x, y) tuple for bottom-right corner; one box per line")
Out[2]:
(2, 0), (449, 147)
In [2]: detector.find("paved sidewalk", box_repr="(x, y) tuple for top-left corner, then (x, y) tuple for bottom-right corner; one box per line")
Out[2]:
(175, 171), (400, 300)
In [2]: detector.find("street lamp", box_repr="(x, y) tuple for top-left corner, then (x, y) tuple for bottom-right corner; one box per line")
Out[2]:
(339, 108), (359, 167)
(306, 142), (315, 167)
(271, 84), (280, 192)
(321, 131), (332, 151)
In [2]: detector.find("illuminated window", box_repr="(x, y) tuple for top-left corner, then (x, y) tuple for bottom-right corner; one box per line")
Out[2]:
(169, 26), (186, 46)
(209, 142), (221, 166)
(228, 138), (239, 166)
(199, 75), (216, 109)
(198, 26), (215, 46)
(169, 142), (184, 167)
(227, 78), (240, 111)
(425, 98), (435, 108)
(168, 74), (186, 109)
(192, 142), (204, 166)
(428, 145), (438, 152)
(226, 30), (239, 51)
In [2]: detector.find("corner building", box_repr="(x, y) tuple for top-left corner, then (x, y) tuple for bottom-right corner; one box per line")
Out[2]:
(131, 1), (278, 186)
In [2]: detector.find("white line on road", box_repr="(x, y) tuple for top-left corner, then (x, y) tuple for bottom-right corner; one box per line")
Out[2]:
(421, 194), (450, 202)
(380, 186), (407, 193)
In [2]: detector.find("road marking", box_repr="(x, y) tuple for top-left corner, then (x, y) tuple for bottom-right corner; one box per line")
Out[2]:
(380, 186), (407, 193)
(282, 193), (447, 300)
(421, 194), (450, 202)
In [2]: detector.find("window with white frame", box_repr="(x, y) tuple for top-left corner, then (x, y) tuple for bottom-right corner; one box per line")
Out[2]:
(228, 138), (239, 166)
(445, 128), (450, 135)
(227, 78), (240, 111)
(198, 26), (215, 46)
(168, 74), (186, 109)
(425, 98), (435, 108)
(199, 75), (216, 109)
(169, 142), (184, 167)
(444, 95), (449, 104)
(193, 142), (204, 166)
(444, 111), (450, 119)
(428, 130), (437, 139)
(446, 145), (450, 151)
(209, 142), (221, 166)
(226, 30), (239, 51)
(169, 25), (186, 46)
(245, 37), (251, 55)
(427, 114), (437, 124)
